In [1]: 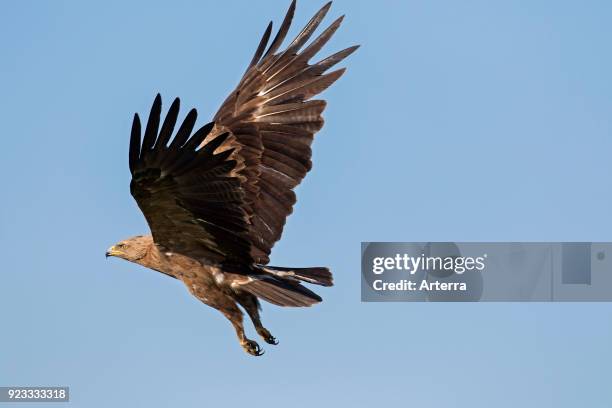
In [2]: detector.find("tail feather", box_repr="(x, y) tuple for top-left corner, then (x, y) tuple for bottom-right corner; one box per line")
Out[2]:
(242, 276), (322, 307)
(260, 265), (333, 287)
(237, 265), (332, 307)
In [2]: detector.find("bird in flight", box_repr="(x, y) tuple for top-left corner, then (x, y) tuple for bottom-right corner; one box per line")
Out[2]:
(106, 0), (357, 356)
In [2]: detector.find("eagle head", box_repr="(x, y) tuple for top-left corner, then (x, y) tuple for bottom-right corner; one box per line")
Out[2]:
(106, 235), (152, 262)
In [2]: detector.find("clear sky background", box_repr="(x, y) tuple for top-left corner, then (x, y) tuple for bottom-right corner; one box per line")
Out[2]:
(1, 0), (611, 407)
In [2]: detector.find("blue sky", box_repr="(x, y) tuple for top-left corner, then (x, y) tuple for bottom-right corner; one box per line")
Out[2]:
(1, 0), (611, 407)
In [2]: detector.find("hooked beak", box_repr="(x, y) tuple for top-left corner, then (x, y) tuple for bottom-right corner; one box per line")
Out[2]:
(106, 246), (119, 258)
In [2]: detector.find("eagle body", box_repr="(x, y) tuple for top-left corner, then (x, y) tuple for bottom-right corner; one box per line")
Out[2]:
(107, 1), (356, 355)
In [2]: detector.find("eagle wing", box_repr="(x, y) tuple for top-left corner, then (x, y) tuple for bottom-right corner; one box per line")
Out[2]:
(129, 95), (254, 265)
(208, 0), (358, 264)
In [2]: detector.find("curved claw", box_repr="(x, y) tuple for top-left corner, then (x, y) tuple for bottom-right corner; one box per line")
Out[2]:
(242, 339), (265, 356)
(258, 328), (279, 345)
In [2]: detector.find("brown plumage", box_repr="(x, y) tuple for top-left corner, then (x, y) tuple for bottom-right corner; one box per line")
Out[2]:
(106, 0), (356, 356)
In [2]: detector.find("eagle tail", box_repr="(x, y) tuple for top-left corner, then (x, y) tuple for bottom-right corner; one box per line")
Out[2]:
(242, 276), (321, 307)
(240, 265), (333, 307)
(260, 265), (333, 287)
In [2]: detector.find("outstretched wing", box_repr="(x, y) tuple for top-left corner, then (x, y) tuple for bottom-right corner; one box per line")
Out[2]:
(210, 0), (358, 264)
(129, 94), (254, 265)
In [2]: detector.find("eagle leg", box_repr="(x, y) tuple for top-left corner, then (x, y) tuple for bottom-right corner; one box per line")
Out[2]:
(221, 304), (265, 357)
(183, 278), (264, 356)
(236, 292), (279, 345)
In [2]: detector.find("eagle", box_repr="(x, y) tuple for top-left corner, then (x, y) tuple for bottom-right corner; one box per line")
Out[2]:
(106, 0), (357, 356)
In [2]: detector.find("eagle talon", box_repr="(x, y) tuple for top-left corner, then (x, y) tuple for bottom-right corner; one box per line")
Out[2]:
(242, 339), (264, 356)
(265, 335), (279, 345)
(257, 328), (279, 345)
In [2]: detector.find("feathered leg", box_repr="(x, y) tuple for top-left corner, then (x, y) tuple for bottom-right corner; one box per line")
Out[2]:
(183, 278), (264, 356)
(236, 292), (279, 345)
(220, 304), (264, 356)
